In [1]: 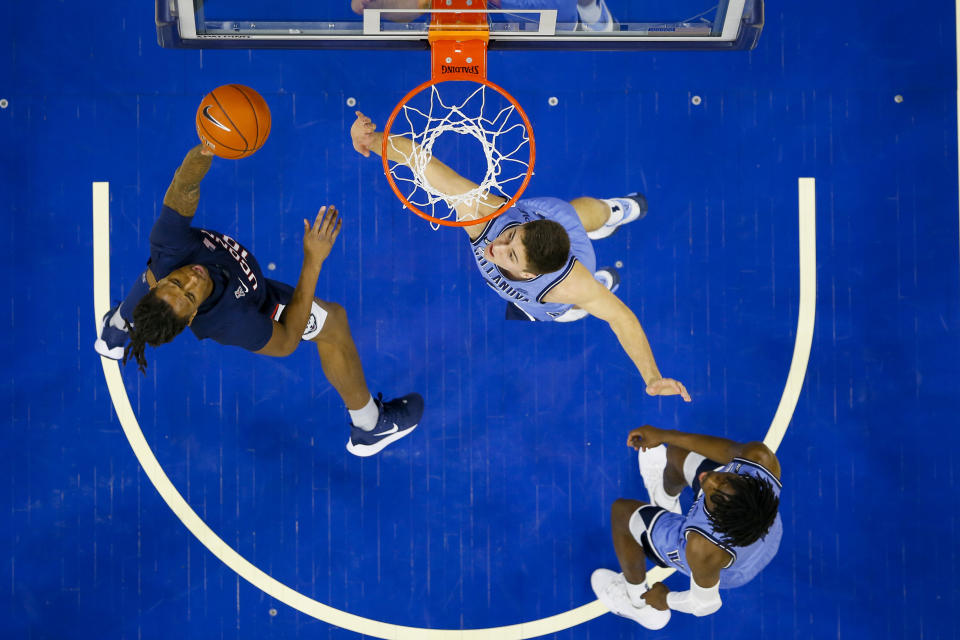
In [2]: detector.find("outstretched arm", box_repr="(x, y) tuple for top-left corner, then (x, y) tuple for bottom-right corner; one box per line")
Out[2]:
(544, 263), (691, 401)
(255, 206), (342, 357)
(626, 425), (781, 479)
(163, 145), (214, 218)
(350, 111), (505, 237)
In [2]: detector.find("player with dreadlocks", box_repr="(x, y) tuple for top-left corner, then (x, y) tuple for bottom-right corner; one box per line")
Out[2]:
(95, 145), (424, 457)
(590, 424), (782, 629)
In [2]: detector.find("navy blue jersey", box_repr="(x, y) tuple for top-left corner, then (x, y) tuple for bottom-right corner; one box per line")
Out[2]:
(118, 206), (281, 352)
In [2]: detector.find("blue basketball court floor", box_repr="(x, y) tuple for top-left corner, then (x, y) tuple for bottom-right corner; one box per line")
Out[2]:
(3, 2), (958, 639)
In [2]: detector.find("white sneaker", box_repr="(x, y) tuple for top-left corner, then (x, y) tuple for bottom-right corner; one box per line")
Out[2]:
(590, 569), (671, 630)
(638, 445), (681, 514)
(587, 193), (648, 240)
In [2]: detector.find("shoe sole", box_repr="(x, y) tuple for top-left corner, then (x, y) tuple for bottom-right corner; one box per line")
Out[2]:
(346, 423), (418, 457)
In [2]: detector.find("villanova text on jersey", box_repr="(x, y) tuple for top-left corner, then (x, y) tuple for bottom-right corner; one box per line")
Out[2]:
(468, 197), (597, 322)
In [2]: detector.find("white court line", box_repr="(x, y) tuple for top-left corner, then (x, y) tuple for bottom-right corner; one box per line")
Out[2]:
(93, 178), (816, 638)
(764, 179), (817, 451)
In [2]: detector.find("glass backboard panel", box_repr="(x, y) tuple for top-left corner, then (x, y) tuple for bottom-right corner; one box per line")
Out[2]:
(159, 0), (762, 50)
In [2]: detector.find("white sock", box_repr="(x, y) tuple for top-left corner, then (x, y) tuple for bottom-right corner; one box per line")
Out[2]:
(600, 198), (632, 226)
(655, 485), (681, 510)
(625, 579), (648, 608)
(348, 395), (378, 431)
(578, 0), (602, 23)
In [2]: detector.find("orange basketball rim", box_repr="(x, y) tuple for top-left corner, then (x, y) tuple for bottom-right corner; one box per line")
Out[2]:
(381, 0), (536, 227)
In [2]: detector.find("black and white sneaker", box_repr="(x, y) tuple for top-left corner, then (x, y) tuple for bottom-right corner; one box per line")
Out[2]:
(587, 193), (648, 240)
(346, 392), (424, 457)
(95, 305), (130, 360)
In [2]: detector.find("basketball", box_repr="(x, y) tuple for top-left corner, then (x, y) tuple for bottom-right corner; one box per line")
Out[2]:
(195, 84), (271, 159)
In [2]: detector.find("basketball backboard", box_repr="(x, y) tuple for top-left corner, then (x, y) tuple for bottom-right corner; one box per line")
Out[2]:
(156, 1), (763, 51)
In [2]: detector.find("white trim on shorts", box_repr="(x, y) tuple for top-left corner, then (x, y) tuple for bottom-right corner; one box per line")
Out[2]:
(271, 301), (328, 341)
(628, 506), (670, 567)
(683, 452), (708, 487)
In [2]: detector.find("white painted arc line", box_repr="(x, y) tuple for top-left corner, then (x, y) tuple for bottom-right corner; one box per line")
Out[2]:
(93, 175), (816, 637)
(764, 178), (816, 452)
(100, 359), (417, 635)
(93, 182), (111, 319)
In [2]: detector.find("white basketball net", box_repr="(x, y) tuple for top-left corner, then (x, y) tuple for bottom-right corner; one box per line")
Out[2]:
(386, 83), (531, 225)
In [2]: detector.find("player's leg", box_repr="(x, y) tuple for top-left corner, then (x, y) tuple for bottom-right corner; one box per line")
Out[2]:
(637, 446), (682, 513)
(591, 498), (672, 629)
(265, 277), (422, 455)
(611, 498), (650, 586)
(569, 197), (611, 232)
(309, 297), (424, 457)
(666, 443), (726, 496)
(309, 300), (371, 411)
(570, 194), (648, 240)
(663, 443), (692, 497)
(311, 299), (423, 457)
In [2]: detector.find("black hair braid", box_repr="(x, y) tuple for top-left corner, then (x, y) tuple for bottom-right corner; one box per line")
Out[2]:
(121, 289), (190, 375)
(707, 474), (779, 548)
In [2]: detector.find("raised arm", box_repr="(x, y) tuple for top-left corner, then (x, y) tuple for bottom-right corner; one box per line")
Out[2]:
(544, 263), (691, 401)
(163, 145), (214, 218)
(626, 425), (781, 479)
(350, 111), (505, 238)
(255, 206), (342, 357)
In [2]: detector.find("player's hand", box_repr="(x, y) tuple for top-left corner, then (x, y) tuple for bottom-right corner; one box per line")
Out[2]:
(302, 206), (342, 265)
(646, 377), (691, 402)
(641, 582), (670, 610)
(351, 111), (378, 157)
(627, 425), (667, 450)
(198, 144), (214, 157)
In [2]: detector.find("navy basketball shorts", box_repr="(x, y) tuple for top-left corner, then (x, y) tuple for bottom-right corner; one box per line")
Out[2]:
(262, 279), (328, 341)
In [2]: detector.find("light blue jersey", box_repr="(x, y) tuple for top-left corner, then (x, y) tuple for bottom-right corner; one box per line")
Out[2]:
(469, 197), (597, 322)
(647, 458), (783, 588)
